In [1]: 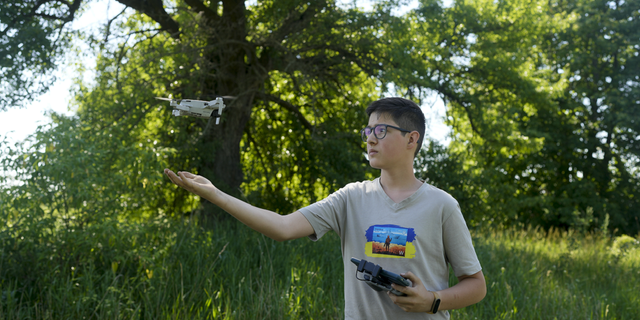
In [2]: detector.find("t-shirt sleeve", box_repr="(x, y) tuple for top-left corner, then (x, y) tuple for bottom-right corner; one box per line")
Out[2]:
(298, 187), (348, 241)
(442, 200), (483, 277)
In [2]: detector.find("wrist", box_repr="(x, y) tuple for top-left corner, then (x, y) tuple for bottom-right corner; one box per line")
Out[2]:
(426, 291), (441, 314)
(206, 186), (225, 206)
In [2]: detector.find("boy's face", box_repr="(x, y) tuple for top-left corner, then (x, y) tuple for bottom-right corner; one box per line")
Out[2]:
(365, 112), (413, 170)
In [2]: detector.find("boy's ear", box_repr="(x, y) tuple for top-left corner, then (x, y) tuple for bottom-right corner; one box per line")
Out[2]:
(407, 131), (420, 148)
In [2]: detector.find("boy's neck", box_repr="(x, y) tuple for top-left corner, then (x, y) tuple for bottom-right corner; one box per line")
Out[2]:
(379, 168), (423, 202)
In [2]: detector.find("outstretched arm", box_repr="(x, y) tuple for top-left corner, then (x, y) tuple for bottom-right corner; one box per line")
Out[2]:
(388, 270), (486, 313)
(164, 169), (315, 241)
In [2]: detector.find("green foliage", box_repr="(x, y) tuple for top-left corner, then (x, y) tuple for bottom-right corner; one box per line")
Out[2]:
(462, 227), (640, 319)
(408, 0), (560, 228)
(407, 0), (640, 234)
(529, 0), (640, 234)
(0, 0), (80, 109)
(5, 0), (640, 316)
(0, 108), (193, 222)
(3, 0), (403, 219)
(414, 141), (487, 226)
(0, 208), (344, 319)
(2, 206), (638, 318)
(238, 1), (396, 211)
(242, 70), (378, 213)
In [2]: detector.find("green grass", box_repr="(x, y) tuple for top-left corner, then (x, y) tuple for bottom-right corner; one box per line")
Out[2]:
(460, 228), (639, 319)
(1, 216), (638, 319)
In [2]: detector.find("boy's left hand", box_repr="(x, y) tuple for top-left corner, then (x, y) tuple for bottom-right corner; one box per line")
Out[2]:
(387, 271), (433, 313)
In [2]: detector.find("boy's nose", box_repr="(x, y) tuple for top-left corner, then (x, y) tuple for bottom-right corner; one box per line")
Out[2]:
(366, 133), (377, 144)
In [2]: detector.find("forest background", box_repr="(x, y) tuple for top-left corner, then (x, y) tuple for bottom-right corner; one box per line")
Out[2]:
(1, 0), (639, 318)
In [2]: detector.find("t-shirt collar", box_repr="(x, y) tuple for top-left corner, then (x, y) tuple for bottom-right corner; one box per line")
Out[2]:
(374, 177), (426, 211)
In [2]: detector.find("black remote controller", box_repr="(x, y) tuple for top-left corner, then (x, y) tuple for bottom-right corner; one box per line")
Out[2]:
(351, 257), (411, 296)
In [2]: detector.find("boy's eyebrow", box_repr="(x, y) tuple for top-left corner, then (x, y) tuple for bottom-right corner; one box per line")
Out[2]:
(367, 122), (392, 127)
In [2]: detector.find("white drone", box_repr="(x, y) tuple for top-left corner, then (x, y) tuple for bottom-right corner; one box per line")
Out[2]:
(156, 97), (226, 124)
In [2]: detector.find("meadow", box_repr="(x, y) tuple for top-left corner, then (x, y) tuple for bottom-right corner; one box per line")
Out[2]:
(1, 215), (638, 319)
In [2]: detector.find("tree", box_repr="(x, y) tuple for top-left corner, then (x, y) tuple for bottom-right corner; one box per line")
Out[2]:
(527, 0), (640, 233)
(405, 0), (640, 234)
(2, 0), (408, 218)
(0, 0), (81, 109)
(388, 0), (558, 226)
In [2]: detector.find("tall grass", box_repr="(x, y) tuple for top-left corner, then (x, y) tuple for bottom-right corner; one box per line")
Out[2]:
(1, 215), (343, 319)
(460, 227), (639, 319)
(1, 215), (638, 319)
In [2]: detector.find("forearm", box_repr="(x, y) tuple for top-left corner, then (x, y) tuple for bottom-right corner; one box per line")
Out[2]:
(204, 188), (290, 241)
(436, 271), (486, 311)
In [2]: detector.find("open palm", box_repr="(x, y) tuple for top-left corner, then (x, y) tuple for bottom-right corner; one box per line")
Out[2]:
(164, 169), (217, 199)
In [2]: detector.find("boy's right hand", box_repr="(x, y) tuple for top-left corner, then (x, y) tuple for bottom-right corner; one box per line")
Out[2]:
(164, 169), (218, 202)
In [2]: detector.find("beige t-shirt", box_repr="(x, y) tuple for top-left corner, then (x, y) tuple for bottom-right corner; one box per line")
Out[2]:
(299, 178), (482, 320)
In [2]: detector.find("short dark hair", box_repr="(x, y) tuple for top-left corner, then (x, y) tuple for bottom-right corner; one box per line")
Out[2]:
(365, 97), (426, 157)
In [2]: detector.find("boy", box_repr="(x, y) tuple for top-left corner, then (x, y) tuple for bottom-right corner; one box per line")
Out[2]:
(164, 97), (486, 319)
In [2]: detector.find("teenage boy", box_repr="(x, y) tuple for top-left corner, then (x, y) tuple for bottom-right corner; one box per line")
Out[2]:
(164, 97), (486, 319)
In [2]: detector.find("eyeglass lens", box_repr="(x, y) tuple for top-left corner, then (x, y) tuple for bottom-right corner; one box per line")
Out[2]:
(361, 125), (388, 141)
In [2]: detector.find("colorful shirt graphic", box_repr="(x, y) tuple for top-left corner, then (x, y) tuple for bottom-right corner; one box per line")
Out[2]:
(364, 224), (416, 259)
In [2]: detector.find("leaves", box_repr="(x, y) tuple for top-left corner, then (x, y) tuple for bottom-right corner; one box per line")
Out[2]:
(408, 0), (640, 234)
(3, 0), (639, 233)
(0, 0), (82, 109)
(1, 0), (398, 219)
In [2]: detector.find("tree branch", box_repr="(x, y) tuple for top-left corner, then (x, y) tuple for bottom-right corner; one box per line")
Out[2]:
(437, 85), (489, 141)
(183, 0), (219, 25)
(268, 0), (326, 44)
(116, 0), (181, 38)
(103, 7), (128, 45)
(0, 0), (83, 38)
(256, 93), (314, 131)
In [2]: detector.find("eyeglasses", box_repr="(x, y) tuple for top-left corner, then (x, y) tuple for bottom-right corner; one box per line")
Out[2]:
(360, 124), (412, 142)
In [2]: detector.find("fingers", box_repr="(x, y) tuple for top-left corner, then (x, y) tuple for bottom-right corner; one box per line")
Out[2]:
(177, 171), (188, 180)
(387, 272), (432, 313)
(387, 271), (419, 296)
(180, 171), (197, 178)
(401, 271), (421, 287)
(387, 288), (412, 312)
(387, 290), (399, 303)
(390, 283), (411, 296)
(165, 169), (190, 189)
(164, 168), (177, 177)
(165, 168), (207, 193)
(177, 171), (195, 189)
(164, 169), (181, 184)
(165, 169), (197, 181)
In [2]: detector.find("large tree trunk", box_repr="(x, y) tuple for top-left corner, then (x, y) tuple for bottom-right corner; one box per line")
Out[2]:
(197, 94), (253, 218)
(194, 0), (260, 218)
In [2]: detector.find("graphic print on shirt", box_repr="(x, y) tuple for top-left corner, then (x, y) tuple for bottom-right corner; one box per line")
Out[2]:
(364, 224), (416, 259)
